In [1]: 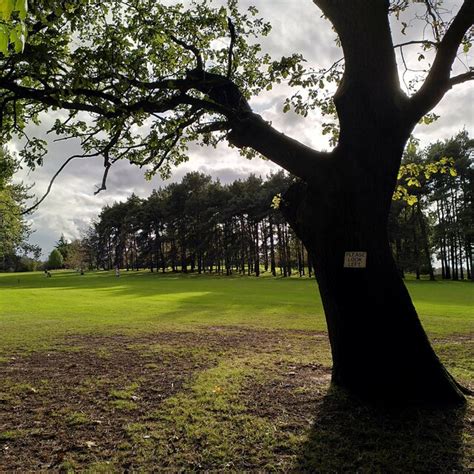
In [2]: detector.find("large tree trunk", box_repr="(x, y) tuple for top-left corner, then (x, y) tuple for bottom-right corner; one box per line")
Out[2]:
(280, 154), (465, 405)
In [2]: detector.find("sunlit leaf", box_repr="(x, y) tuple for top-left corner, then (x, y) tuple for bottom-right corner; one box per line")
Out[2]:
(14, 0), (27, 20)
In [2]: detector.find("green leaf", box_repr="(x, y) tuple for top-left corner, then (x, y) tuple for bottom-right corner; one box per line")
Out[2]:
(13, 22), (25, 52)
(407, 178), (420, 187)
(10, 25), (25, 53)
(406, 195), (418, 206)
(64, 2), (75, 14)
(406, 142), (417, 154)
(271, 193), (281, 209)
(9, 26), (16, 43)
(14, 0), (27, 20)
(0, 24), (9, 55)
(0, 0), (14, 21)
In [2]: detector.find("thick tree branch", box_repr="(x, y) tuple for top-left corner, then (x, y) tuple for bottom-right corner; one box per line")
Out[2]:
(448, 70), (474, 86)
(313, 0), (407, 150)
(194, 121), (230, 134)
(227, 112), (332, 181)
(0, 77), (233, 121)
(0, 79), (112, 116)
(117, 76), (192, 91)
(313, 0), (400, 92)
(2, 60), (331, 185)
(408, 0), (474, 121)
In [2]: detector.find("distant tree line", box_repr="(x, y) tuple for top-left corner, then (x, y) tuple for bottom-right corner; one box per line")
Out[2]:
(71, 171), (316, 277)
(58, 131), (472, 280)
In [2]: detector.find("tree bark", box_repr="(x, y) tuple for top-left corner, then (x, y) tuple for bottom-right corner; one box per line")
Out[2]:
(411, 207), (421, 280)
(280, 169), (464, 404)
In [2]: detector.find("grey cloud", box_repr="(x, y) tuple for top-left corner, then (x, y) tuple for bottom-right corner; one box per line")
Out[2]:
(413, 87), (474, 146)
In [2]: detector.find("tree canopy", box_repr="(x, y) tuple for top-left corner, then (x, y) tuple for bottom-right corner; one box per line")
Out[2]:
(0, 0), (28, 55)
(0, 0), (471, 204)
(0, 146), (37, 270)
(47, 247), (63, 269)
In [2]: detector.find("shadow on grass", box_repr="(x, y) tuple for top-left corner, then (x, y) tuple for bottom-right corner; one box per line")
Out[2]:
(297, 388), (467, 472)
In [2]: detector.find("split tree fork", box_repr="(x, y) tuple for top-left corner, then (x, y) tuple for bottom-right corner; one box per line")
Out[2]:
(1, 0), (473, 404)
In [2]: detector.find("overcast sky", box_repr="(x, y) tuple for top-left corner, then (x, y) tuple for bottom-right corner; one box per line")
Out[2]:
(13, 0), (474, 257)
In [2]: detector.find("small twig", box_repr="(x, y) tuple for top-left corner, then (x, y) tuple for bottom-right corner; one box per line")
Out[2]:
(21, 152), (100, 215)
(424, 0), (442, 42)
(150, 152), (169, 174)
(131, 110), (204, 170)
(227, 17), (236, 79)
(22, 126), (124, 212)
(48, 114), (75, 136)
(393, 40), (438, 49)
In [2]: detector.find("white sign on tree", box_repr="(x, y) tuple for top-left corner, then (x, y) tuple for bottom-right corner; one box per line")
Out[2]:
(344, 251), (367, 268)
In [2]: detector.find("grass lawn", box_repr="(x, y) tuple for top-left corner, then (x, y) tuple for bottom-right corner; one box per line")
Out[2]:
(0, 270), (473, 471)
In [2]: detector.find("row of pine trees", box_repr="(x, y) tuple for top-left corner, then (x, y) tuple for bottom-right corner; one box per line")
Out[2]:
(82, 171), (314, 277)
(57, 131), (473, 280)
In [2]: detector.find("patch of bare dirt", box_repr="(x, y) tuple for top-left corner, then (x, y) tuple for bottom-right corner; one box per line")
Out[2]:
(0, 328), (326, 471)
(241, 361), (331, 433)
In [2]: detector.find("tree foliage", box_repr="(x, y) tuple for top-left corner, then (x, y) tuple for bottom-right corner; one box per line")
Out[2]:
(394, 137), (458, 206)
(0, 0), (469, 201)
(389, 130), (473, 280)
(427, 130), (474, 280)
(0, 0), (279, 185)
(64, 239), (88, 271)
(0, 146), (35, 270)
(47, 247), (63, 269)
(55, 233), (71, 261)
(0, 0), (28, 55)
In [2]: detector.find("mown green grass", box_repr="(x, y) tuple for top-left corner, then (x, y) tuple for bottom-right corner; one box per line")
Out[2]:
(0, 270), (472, 471)
(0, 270), (472, 353)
